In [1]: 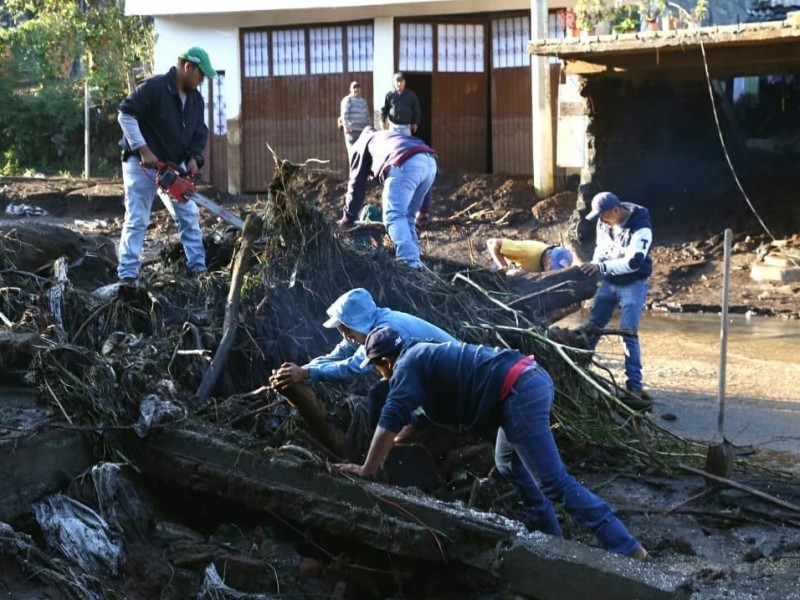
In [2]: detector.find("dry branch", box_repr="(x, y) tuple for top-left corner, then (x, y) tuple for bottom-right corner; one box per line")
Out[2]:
(196, 213), (263, 404)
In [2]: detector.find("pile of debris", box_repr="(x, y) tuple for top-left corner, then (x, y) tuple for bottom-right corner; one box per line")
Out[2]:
(1, 160), (708, 599)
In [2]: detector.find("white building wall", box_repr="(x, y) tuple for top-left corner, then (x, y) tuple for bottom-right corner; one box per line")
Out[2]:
(128, 0), (530, 17)
(155, 19), (241, 121)
(372, 17), (395, 126)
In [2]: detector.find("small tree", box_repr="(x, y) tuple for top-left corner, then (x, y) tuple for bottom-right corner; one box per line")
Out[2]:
(0, 1), (153, 174)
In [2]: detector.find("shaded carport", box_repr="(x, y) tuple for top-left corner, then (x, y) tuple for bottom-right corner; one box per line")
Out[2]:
(528, 21), (800, 79)
(526, 21), (800, 239)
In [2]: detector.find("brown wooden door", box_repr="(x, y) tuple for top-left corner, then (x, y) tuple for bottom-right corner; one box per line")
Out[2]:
(241, 25), (374, 192)
(431, 72), (488, 172)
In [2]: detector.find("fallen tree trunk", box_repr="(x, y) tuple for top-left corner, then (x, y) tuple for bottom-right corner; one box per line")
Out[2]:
(278, 382), (354, 460)
(452, 265), (597, 327)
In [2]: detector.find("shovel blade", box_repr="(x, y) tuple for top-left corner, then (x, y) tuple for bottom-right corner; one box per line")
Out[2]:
(704, 440), (735, 482)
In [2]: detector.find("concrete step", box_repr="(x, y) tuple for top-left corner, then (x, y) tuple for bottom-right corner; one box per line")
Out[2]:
(750, 261), (800, 283)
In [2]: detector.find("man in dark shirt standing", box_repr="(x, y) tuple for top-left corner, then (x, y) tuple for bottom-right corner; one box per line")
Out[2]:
(380, 72), (421, 136)
(117, 47), (215, 283)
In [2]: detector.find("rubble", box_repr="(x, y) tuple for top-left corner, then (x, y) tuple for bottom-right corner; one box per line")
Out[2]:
(0, 162), (798, 598)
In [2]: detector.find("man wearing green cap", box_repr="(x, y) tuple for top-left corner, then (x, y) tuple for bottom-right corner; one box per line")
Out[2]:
(116, 47), (217, 283)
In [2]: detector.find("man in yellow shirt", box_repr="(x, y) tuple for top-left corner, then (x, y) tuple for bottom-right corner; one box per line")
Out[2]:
(487, 238), (573, 274)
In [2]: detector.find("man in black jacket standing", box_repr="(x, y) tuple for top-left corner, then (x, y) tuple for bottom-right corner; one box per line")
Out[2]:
(380, 72), (421, 136)
(116, 47), (215, 283)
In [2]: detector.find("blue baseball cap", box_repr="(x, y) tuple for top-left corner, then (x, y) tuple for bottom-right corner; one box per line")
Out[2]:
(548, 247), (574, 270)
(586, 192), (621, 221)
(359, 326), (404, 368)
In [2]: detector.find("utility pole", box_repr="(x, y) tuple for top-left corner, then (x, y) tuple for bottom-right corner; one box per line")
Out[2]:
(530, 0), (554, 197)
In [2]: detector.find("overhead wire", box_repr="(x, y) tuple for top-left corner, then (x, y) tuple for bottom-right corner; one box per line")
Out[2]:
(668, 2), (799, 268)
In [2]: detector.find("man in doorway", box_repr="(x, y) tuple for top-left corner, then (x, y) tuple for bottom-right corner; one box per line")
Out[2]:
(335, 326), (649, 560)
(380, 72), (421, 136)
(487, 238), (574, 275)
(338, 80), (371, 156)
(117, 47), (216, 283)
(337, 128), (436, 269)
(580, 191), (653, 409)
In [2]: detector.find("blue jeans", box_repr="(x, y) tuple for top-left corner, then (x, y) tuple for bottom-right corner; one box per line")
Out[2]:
(382, 153), (436, 268)
(498, 365), (640, 556)
(589, 278), (649, 391)
(118, 159), (207, 279)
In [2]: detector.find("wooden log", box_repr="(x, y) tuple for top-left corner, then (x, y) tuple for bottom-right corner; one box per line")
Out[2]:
(196, 214), (263, 404)
(506, 265), (598, 320)
(679, 463), (800, 513)
(278, 382), (354, 460)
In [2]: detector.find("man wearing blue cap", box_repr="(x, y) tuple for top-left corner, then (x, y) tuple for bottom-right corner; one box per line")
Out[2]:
(117, 47), (217, 283)
(580, 192), (653, 408)
(335, 325), (649, 560)
(486, 238), (574, 275)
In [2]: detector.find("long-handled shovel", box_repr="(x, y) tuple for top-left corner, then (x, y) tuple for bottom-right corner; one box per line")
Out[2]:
(704, 228), (735, 481)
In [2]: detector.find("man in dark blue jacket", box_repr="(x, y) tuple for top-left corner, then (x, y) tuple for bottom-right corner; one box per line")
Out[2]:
(580, 192), (653, 409)
(339, 128), (436, 269)
(335, 326), (649, 560)
(117, 47), (215, 283)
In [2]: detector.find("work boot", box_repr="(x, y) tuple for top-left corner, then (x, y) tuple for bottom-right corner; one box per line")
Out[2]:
(629, 545), (650, 560)
(620, 388), (653, 412)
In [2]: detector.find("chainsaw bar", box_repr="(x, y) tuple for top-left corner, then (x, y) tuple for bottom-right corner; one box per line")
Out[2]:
(187, 191), (244, 230)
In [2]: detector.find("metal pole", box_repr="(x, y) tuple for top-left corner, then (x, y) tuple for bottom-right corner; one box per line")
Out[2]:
(84, 80), (90, 179)
(717, 228), (732, 437)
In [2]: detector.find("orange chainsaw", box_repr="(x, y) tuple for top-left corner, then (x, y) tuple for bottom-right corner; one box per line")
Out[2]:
(155, 162), (244, 230)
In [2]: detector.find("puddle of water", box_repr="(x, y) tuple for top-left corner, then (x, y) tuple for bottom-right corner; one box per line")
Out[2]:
(553, 311), (800, 459)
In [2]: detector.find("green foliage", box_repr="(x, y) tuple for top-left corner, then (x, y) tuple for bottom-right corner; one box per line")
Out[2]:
(0, 1), (153, 174)
(575, 0), (610, 30)
(639, 0), (666, 21)
(612, 4), (641, 32)
(3, 0), (153, 97)
(0, 79), (84, 173)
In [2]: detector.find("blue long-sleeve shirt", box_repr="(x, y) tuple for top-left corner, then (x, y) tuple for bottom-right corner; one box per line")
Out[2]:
(378, 341), (523, 437)
(304, 304), (455, 381)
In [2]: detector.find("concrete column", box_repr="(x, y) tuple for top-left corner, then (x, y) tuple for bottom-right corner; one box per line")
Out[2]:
(373, 17), (395, 128)
(531, 0), (555, 196)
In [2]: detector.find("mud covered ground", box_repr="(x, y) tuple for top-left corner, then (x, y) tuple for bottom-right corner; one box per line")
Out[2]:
(1, 170), (799, 599)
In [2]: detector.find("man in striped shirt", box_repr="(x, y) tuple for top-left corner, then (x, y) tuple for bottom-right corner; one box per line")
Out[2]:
(338, 81), (371, 156)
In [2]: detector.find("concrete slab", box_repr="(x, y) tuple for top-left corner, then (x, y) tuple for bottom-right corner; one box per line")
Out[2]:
(749, 262), (800, 283)
(498, 538), (691, 600)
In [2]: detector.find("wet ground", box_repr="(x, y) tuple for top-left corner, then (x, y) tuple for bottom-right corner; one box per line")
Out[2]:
(1, 171), (800, 599)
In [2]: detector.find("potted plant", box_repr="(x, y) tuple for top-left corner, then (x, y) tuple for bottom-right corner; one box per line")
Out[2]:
(612, 3), (641, 33)
(639, 0), (666, 29)
(575, 0), (610, 34)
